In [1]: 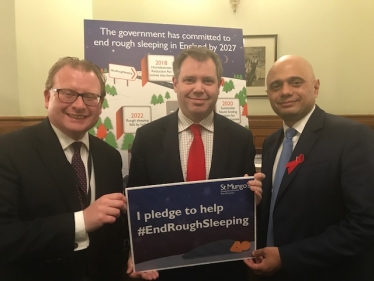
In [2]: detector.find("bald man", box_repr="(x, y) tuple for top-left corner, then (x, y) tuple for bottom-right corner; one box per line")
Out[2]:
(245, 55), (374, 280)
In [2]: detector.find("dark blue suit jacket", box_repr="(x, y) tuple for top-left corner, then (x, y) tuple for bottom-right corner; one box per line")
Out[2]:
(0, 119), (127, 281)
(258, 106), (374, 281)
(127, 111), (256, 281)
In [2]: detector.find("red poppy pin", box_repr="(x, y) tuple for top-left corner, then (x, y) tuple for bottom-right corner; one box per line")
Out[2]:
(285, 154), (304, 174)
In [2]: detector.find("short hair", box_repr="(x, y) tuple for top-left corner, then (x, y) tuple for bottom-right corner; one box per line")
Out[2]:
(45, 57), (106, 97)
(172, 46), (223, 82)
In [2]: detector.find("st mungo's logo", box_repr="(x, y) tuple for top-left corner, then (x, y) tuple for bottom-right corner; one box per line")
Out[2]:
(220, 182), (248, 195)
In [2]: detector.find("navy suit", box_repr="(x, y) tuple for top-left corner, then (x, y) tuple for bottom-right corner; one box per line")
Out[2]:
(0, 119), (127, 281)
(127, 111), (256, 281)
(258, 106), (374, 280)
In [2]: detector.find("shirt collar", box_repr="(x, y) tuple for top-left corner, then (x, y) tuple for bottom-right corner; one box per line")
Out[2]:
(50, 124), (90, 151)
(282, 105), (316, 135)
(178, 110), (214, 133)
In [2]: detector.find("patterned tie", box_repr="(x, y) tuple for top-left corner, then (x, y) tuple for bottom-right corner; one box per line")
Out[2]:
(186, 124), (206, 181)
(71, 142), (87, 206)
(267, 128), (297, 246)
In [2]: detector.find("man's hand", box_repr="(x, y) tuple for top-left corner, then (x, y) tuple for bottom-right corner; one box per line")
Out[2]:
(127, 255), (159, 280)
(246, 172), (265, 205)
(83, 193), (127, 232)
(244, 247), (282, 276)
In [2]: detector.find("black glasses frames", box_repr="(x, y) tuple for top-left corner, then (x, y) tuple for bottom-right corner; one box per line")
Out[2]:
(51, 88), (102, 107)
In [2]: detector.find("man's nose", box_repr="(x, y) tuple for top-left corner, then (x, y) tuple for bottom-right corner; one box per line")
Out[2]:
(193, 81), (204, 93)
(72, 96), (86, 107)
(281, 83), (293, 95)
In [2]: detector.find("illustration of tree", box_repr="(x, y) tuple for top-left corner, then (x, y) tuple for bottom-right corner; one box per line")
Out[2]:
(165, 91), (171, 99)
(103, 68), (108, 73)
(96, 124), (107, 139)
(222, 81), (231, 93)
(121, 133), (135, 150)
(105, 131), (117, 148)
(237, 88), (246, 106)
(236, 87), (248, 116)
(102, 98), (109, 109)
(229, 80), (235, 90)
(109, 86), (118, 96)
(105, 84), (111, 94)
(88, 127), (95, 135)
(233, 74), (244, 80)
(104, 117), (113, 129)
(150, 94), (158, 105)
(157, 94), (164, 104)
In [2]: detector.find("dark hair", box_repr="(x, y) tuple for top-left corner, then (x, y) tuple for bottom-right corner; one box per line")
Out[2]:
(45, 57), (106, 97)
(173, 46), (222, 81)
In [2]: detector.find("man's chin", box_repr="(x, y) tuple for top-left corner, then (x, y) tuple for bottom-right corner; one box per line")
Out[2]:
(66, 124), (91, 138)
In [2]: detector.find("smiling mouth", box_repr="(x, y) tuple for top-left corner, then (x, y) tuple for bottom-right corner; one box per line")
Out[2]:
(190, 97), (207, 101)
(279, 100), (296, 106)
(67, 113), (86, 119)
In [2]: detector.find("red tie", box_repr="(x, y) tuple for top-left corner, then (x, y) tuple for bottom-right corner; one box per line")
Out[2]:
(186, 124), (206, 181)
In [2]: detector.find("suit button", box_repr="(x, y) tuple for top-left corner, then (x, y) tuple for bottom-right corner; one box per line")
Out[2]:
(74, 242), (79, 249)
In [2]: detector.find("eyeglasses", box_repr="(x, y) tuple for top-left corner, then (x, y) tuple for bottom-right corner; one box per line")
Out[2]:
(51, 88), (102, 106)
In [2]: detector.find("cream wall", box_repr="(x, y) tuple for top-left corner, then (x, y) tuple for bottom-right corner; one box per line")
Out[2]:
(0, 0), (92, 116)
(0, 0), (20, 115)
(1, 0), (373, 116)
(14, 0), (92, 116)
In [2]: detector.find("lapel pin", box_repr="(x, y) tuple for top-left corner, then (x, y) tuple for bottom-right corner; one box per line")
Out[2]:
(286, 154), (305, 174)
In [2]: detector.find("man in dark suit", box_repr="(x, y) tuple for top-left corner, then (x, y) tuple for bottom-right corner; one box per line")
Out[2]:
(245, 55), (374, 280)
(0, 57), (128, 280)
(126, 47), (263, 281)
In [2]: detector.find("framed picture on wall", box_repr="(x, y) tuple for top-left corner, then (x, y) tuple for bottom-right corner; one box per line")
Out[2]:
(243, 34), (278, 97)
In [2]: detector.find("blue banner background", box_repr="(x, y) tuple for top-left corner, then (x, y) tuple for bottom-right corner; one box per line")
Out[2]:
(126, 177), (255, 271)
(84, 20), (245, 79)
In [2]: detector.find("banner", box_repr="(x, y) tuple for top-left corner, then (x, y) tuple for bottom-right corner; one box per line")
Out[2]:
(126, 177), (255, 272)
(84, 20), (247, 176)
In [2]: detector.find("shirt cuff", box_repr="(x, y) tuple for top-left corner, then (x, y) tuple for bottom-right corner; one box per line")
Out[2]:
(74, 211), (89, 251)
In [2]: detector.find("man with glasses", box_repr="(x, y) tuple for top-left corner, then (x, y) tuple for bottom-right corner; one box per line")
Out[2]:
(0, 57), (128, 280)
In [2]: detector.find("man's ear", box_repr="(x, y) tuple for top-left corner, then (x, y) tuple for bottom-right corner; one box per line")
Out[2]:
(172, 76), (177, 89)
(314, 79), (320, 98)
(44, 89), (50, 109)
(218, 78), (224, 90)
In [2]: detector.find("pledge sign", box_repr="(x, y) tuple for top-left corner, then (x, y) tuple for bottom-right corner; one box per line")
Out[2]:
(126, 177), (256, 272)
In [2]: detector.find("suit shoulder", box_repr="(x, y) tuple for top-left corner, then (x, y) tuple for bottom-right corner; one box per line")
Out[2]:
(326, 113), (360, 125)
(324, 113), (373, 133)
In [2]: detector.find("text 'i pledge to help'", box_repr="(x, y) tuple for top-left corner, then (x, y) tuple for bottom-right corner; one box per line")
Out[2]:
(137, 204), (224, 222)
